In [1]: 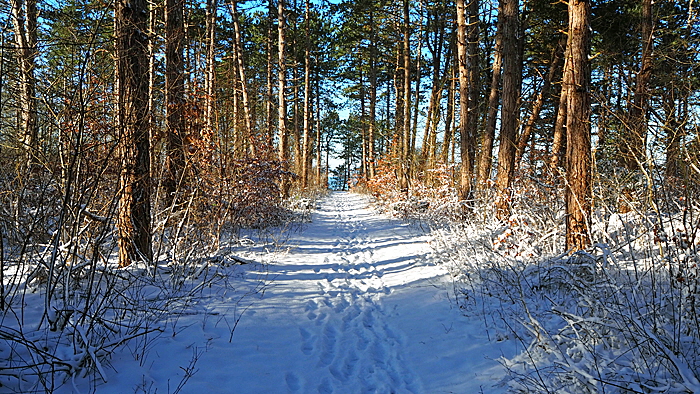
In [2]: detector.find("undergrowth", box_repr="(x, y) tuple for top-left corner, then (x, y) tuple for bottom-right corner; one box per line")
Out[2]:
(363, 164), (700, 393)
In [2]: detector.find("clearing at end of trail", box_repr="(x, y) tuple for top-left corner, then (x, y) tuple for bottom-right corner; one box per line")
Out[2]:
(94, 192), (517, 394)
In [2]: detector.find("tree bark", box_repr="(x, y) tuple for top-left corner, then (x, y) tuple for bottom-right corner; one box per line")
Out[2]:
(564, 0), (592, 252)
(399, 0), (411, 192)
(368, 25), (378, 179)
(301, 0), (312, 187)
(278, 0), (290, 197)
(440, 52), (457, 164)
(476, 14), (502, 189)
(11, 0), (38, 170)
(456, 0), (478, 201)
(205, 0), (217, 140)
(116, 0), (153, 266)
(266, 0), (275, 155)
(494, 0), (520, 217)
(550, 40), (570, 173)
(421, 7), (445, 168)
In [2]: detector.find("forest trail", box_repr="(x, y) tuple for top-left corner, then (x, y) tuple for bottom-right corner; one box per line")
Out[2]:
(99, 192), (510, 394)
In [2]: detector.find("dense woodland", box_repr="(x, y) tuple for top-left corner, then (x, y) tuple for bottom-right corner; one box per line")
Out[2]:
(1, 0), (700, 391)
(2, 0), (699, 262)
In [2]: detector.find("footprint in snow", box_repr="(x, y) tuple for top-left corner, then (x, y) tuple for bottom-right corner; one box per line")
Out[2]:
(285, 372), (301, 392)
(299, 328), (314, 355)
(318, 377), (333, 394)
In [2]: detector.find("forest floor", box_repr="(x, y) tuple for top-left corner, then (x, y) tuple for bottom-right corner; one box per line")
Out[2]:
(84, 191), (518, 394)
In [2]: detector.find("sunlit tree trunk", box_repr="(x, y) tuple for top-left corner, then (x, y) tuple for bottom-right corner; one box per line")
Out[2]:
(266, 0), (275, 155)
(115, 0), (153, 266)
(205, 0), (217, 140)
(301, 0), (312, 188)
(399, 0), (411, 192)
(564, 0), (592, 252)
(368, 45), (377, 178)
(11, 0), (38, 170)
(550, 40), (570, 173)
(421, 7), (445, 169)
(278, 0), (290, 197)
(456, 0), (474, 200)
(440, 52), (456, 164)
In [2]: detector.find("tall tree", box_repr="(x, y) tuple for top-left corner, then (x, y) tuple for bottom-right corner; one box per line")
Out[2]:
(476, 15), (502, 188)
(278, 0), (290, 197)
(301, 0), (312, 188)
(115, 0), (153, 266)
(494, 0), (521, 216)
(564, 0), (592, 251)
(456, 0), (478, 200)
(205, 0), (217, 139)
(399, 0), (411, 192)
(10, 0), (38, 170)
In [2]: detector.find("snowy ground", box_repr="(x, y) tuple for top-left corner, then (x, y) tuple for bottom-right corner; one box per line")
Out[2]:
(79, 192), (517, 394)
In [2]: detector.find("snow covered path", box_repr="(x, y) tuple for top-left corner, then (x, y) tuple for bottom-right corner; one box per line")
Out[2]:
(92, 192), (512, 394)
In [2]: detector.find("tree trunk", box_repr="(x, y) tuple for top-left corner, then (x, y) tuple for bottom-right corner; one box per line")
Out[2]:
(410, 3), (424, 160)
(316, 72), (323, 185)
(301, 0), (312, 188)
(11, 0), (38, 170)
(456, 0), (477, 201)
(393, 47), (404, 158)
(399, 0), (411, 193)
(266, 0), (275, 155)
(476, 15), (502, 189)
(494, 0), (520, 217)
(164, 0), (186, 205)
(115, 0), (153, 266)
(421, 7), (445, 169)
(440, 52), (456, 164)
(368, 36), (377, 178)
(466, 0), (480, 196)
(564, 0), (592, 252)
(278, 0), (290, 197)
(205, 0), (217, 140)
(550, 40), (570, 173)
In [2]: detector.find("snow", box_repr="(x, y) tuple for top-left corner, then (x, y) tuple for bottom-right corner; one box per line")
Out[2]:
(67, 191), (516, 394)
